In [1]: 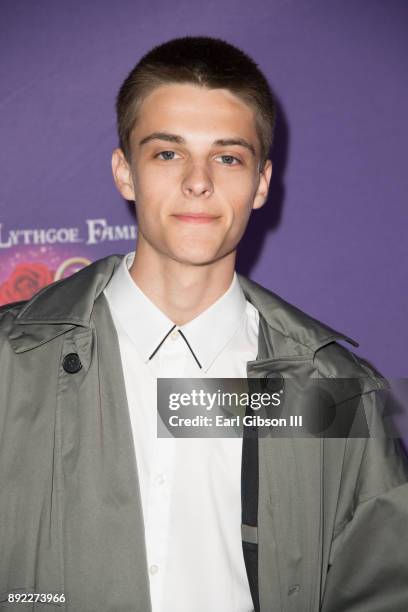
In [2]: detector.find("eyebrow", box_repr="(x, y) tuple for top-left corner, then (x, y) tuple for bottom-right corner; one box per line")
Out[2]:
(138, 131), (256, 156)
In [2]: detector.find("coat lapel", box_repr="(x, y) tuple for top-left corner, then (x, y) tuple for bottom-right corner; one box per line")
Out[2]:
(239, 288), (345, 611)
(57, 293), (152, 611)
(240, 312), (323, 611)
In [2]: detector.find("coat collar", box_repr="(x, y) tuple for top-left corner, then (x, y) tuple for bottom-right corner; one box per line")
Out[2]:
(237, 274), (359, 353)
(7, 254), (358, 354)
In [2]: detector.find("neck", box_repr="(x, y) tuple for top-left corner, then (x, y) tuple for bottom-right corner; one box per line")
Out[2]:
(128, 237), (236, 326)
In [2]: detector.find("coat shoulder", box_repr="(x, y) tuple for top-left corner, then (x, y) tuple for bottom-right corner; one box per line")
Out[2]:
(0, 299), (28, 316)
(0, 300), (28, 339)
(238, 273), (360, 354)
(238, 273), (385, 385)
(314, 339), (387, 385)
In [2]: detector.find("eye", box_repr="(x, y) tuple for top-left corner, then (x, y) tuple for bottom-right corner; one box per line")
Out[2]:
(155, 150), (180, 161)
(217, 154), (241, 166)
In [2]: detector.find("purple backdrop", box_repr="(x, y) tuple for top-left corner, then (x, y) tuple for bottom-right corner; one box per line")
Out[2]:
(0, 0), (407, 377)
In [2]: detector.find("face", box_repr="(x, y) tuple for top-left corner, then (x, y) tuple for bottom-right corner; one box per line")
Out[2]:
(112, 83), (272, 266)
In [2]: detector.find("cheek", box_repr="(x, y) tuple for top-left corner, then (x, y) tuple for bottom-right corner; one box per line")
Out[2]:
(140, 162), (180, 188)
(133, 179), (166, 220)
(132, 160), (168, 196)
(228, 188), (255, 223)
(219, 169), (257, 202)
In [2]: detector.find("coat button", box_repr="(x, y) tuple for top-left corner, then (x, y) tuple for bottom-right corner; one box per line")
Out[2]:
(62, 352), (82, 374)
(261, 371), (285, 393)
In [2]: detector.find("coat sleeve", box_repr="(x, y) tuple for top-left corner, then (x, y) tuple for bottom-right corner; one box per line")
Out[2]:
(321, 384), (408, 612)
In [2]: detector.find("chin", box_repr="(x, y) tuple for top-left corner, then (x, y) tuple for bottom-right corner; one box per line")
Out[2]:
(165, 238), (223, 265)
(169, 248), (221, 267)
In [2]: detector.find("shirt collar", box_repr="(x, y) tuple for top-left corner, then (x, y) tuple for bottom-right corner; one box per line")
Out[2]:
(104, 252), (248, 372)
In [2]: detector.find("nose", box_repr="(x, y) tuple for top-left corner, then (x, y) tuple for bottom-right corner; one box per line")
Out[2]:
(182, 163), (214, 198)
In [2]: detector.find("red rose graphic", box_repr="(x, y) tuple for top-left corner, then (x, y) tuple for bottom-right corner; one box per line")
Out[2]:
(0, 262), (55, 306)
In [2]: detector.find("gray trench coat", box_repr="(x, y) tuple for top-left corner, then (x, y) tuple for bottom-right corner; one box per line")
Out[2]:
(0, 254), (407, 611)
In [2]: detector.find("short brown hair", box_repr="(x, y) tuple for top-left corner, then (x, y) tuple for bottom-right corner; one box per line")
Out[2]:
(116, 36), (276, 171)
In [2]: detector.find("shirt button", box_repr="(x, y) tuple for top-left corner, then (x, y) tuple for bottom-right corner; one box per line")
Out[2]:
(170, 329), (179, 341)
(149, 564), (159, 575)
(155, 473), (166, 485)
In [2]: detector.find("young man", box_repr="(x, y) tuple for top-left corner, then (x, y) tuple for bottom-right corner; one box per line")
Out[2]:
(0, 36), (407, 612)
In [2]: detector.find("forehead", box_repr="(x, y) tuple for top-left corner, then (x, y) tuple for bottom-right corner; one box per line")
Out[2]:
(132, 83), (259, 147)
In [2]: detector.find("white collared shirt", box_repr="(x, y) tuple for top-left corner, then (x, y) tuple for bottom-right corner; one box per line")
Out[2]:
(104, 252), (259, 612)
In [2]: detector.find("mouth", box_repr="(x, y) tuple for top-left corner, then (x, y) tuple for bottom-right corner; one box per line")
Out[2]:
(172, 213), (220, 224)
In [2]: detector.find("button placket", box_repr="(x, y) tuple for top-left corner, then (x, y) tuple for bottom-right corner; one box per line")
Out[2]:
(158, 336), (187, 377)
(155, 473), (166, 485)
(144, 419), (175, 611)
(170, 328), (179, 341)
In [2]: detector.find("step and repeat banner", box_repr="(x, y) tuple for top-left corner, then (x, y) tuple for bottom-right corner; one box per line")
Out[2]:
(0, 218), (136, 303)
(1, 0), (407, 377)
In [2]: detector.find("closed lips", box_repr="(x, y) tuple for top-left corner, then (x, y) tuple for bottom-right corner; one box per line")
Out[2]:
(172, 213), (220, 223)
(173, 213), (219, 218)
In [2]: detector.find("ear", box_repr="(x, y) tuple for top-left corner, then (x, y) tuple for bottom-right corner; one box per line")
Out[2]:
(111, 148), (136, 201)
(252, 159), (273, 210)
